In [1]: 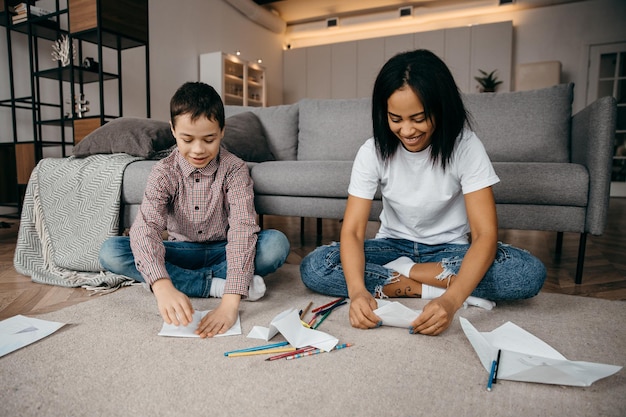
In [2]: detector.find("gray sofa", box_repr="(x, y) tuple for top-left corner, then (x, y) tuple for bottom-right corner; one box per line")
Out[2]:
(120, 83), (616, 284)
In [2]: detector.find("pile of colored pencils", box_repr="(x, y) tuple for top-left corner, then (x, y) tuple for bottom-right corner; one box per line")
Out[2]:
(223, 298), (353, 361)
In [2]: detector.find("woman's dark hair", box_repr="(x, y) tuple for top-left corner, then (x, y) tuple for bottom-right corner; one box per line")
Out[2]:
(170, 81), (225, 129)
(372, 49), (471, 170)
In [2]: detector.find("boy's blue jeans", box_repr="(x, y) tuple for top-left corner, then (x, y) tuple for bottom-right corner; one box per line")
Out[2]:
(300, 238), (546, 301)
(99, 229), (290, 298)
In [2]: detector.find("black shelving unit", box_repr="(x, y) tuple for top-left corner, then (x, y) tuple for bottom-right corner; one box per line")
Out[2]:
(0, 0), (150, 216)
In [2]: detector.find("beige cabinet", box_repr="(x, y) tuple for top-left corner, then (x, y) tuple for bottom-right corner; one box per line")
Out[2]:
(200, 52), (266, 107)
(283, 21), (513, 103)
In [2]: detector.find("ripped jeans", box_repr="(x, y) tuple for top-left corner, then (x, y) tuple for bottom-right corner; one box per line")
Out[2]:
(300, 238), (546, 301)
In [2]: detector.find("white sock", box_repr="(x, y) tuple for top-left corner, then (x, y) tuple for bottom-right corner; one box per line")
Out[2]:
(209, 278), (226, 298)
(246, 275), (266, 302)
(422, 284), (496, 310)
(383, 256), (415, 277)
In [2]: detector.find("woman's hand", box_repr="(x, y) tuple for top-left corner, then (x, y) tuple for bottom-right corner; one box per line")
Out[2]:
(409, 295), (457, 336)
(195, 294), (240, 338)
(152, 279), (194, 326)
(348, 290), (382, 329)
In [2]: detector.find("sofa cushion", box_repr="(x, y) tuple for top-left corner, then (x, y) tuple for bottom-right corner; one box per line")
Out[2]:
(251, 161), (352, 198)
(225, 104), (299, 161)
(297, 98), (373, 161)
(463, 83), (573, 163)
(221, 112), (275, 162)
(73, 117), (175, 158)
(492, 162), (588, 206)
(251, 161), (383, 200)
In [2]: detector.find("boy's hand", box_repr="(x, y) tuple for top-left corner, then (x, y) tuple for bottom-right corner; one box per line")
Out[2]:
(151, 279), (194, 326)
(196, 294), (241, 338)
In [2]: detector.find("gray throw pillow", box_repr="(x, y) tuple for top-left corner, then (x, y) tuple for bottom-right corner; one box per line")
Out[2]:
(73, 117), (175, 159)
(221, 112), (275, 162)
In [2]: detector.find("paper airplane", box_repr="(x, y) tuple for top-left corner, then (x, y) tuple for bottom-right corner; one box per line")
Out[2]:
(0, 315), (65, 357)
(374, 299), (422, 327)
(460, 317), (622, 387)
(158, 310), (241, 338)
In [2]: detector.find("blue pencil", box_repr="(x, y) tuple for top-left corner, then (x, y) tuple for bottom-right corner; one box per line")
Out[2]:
(224, 341), (289, 356)
(486, 355), (498, 391)
(316, 300), (347, 316)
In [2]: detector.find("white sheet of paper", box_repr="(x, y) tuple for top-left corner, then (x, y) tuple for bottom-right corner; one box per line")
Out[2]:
(246, 308), (338, 351)
(158, 310), (241, 338)
(460, 317), (622, 387)
(374, 299), (422, 328)
(0, 315), (66, 357)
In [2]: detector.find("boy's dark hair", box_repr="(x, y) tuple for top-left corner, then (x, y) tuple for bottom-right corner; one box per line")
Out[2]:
(170, 82), (225, 129)
(372, 49), (471, 170)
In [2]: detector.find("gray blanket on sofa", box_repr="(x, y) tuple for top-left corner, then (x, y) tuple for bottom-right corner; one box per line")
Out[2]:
(14, 154), (140, 291)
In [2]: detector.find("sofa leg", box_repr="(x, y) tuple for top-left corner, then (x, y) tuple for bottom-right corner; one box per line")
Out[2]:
(575, 232), (587, 285)
(316, 218), (322, 245)
(555, 232), (563, 257)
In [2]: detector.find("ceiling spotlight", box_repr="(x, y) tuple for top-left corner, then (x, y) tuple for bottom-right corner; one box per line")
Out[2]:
(326, 17), (338, 28)
(399, 6), (413, 18)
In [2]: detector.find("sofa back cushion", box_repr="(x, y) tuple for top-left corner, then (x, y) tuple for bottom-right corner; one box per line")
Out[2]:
(297, 98), (373, 161)
(225, 104), (299, 161)
(463, 83), (573, 163)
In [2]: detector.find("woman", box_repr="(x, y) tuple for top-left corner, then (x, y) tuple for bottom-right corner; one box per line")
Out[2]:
(300, 49), (546, 335)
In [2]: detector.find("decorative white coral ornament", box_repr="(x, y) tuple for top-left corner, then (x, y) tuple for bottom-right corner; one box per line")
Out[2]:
(51, 35), (75, 67)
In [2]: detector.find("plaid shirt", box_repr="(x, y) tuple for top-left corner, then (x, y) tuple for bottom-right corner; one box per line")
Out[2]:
(129, 148), (259, 297)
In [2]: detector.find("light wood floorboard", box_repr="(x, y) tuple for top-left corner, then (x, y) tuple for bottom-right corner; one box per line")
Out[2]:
(1, 198), (625, 320)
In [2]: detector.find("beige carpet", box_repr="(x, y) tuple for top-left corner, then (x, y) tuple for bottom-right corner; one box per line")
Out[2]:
(2, 264), (625, 417)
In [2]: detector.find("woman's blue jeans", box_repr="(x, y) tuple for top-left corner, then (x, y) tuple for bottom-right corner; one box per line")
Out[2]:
(99, 229), (290, 298)
(300, 238), (546, 301)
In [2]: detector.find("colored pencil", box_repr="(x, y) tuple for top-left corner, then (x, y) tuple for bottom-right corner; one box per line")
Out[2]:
(227, 347), (296, 358)
(486, 353), (498, 391)
(311, 297), (345, 313)
(493, 349), (502, 384)
(312, 308), (333, 330)
(265, 346), (317, 361)
(300, 301), (313, 319)
(285, 343), (353, 360)
(286, 349), (321, 360)
(316, 300), (347, 316)
(223, 341), (289, 356)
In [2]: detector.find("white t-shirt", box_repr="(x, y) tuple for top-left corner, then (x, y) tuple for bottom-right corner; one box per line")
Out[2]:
(348, 130), (499, 245)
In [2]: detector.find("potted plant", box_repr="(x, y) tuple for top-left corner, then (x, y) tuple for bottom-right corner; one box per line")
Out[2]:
(474, 69), (503, 93)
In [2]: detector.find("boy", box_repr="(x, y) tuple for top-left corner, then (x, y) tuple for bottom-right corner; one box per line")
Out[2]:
(99, 82), (290, 337)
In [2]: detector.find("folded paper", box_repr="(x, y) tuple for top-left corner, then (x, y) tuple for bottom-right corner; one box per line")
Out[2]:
(247, 308), (338, 351)
(0, 315), (65, 357)
(460, 317), (622, 387)
(158, 311), (241, 338)
(374, 299), (422, 328)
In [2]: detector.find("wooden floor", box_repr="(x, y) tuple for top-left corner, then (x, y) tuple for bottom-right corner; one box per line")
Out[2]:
(1, 198), (625, 320)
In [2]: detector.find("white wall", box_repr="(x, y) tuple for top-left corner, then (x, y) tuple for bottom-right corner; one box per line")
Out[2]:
(145, 0), (284, 121)
(511, 0), (626, 111)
